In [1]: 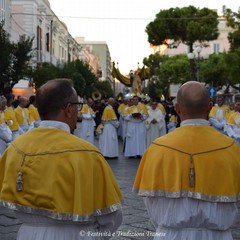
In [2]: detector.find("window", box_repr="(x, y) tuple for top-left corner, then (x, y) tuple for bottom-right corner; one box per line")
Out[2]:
(46, 33), (49, 52)
(213, 43), (220, 54)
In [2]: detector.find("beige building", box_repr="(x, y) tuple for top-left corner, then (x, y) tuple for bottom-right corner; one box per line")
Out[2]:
(151, 15), (233, 57)
(10, 0), (81, 66)
(1, 0), (118, 94)
(0, 0), (12, 32)
(75, 37), (113, 82)
(75, 37), (125, 96)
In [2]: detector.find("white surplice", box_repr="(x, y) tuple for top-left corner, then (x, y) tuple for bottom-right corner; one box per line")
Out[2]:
(146, 108), (166, 147)
(124, 113), (147, 157)
(79, 110), (96, 145)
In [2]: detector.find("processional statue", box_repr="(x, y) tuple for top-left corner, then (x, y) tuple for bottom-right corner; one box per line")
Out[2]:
(112, 62), (148, 94)
(129, 70), (142, 94)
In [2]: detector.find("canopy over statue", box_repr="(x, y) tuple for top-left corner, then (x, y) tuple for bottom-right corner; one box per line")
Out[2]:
(111, 62), (148, 94)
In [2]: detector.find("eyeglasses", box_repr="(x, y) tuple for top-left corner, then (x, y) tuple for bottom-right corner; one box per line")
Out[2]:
(69, 102), (83, 111)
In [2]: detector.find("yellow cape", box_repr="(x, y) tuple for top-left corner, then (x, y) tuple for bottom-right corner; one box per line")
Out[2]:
(125, 104), (148, 116)
(0, 128), (123, 221)
(28, 105), (40, 123)
(81, 104), (94, 114)
(228, 111), (240, 126)
(101, 106), (117, 121)
(209, 105), (230, 119)
(133, 125), (240, 202)
(14, 107), (30, 124)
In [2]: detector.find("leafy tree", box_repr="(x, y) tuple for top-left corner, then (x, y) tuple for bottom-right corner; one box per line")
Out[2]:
(223, 50), (240, 91)
(71, 72), (86, 97)
(11, 35), (34, 85)
(33, 62), (59, 88)
(146, 6), (219, 82)
(33, 60), (98, 98)
(0, 24), (34, 92)
(60, 60), (97, 98)
(94, 80), (113, 98)
(223, 7), (240, 51)
(200, 53), (227, 87)
(143, 53), (162, 76)
(143, 54), (191, 99)
(0, 22), (13, 93)
(158, 54), (191, 83)
(146, 6), (219, 52)
(147, 81), (163, 100)
(199, 52), (240, 92)
(217, 7), (240, 91)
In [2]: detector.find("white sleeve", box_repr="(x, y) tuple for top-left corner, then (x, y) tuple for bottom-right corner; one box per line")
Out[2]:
(110, 120), (119, 128)
(82, 113), (91, 120)
(0, 124), (12, 142)
(223, 124), (234, 137)
(209, 117), (224, 129)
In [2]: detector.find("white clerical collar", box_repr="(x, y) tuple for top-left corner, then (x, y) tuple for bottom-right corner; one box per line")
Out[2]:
(39, 120), (70, 133)
(181, 119), (210, 126)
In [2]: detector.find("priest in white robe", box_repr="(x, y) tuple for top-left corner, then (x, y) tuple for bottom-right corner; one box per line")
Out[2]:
(146, 101), (166, 147)
(99, 98), (119, 158)
(224, 101), (240, 145)
(0, 96), (12, 156)
(79, 98), (96, 145)
(124, 96), (148, 158)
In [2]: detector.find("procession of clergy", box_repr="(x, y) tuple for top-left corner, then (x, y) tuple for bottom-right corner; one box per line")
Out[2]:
(0, 93), (240, 158)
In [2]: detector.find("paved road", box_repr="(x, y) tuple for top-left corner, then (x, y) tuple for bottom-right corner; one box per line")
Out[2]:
(0, 133), (239, 239)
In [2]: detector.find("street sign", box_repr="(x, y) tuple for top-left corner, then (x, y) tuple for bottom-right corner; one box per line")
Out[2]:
(208, 87), (217, 97)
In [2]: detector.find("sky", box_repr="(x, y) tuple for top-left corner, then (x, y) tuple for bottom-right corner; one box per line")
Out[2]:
(49, 0), (239, 74)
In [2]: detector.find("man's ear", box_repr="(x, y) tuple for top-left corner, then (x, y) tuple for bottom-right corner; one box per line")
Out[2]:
(175, 103), (180, 116)
(64, 103), (72, 118)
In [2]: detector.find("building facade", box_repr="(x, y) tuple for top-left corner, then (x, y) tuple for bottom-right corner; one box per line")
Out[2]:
(75, 37), (125, 96)
(75, 38), (113, 82)
(0, 0), (11, 32)
(10, 0), (82, 67)
(151, 15), (233, 57)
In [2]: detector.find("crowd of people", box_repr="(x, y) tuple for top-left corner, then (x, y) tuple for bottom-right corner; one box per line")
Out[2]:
(209, 95), (240, 145)
(0, 94), (40, 156)
(0, 79), (239, 240)
(78, 92), (240, 159)
(1, 88), (240, 158)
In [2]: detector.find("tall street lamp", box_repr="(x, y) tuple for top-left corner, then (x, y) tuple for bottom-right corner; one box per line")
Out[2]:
(188, 46), (209, 82)
(195, 46), (201, 82)
(187, 47), (201, 81)
(187, 46), (209, 82)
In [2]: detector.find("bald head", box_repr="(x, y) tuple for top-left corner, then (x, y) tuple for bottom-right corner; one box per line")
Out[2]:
(108, 97), (115, 106)
(176, 81), (211, 120)
(18, 96), (29, 108)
